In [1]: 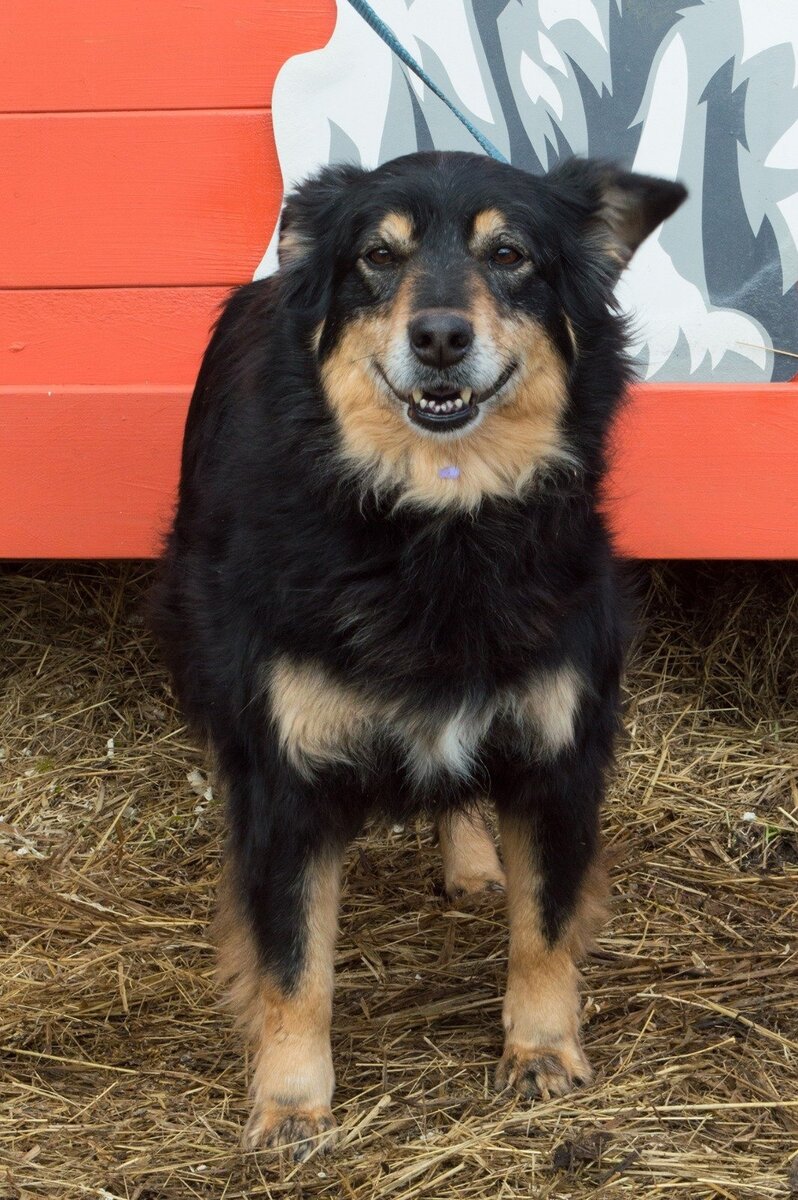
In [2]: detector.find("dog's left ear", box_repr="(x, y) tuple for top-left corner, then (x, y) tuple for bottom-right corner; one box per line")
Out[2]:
(593, 167), (687, 274)
(551, 159), (686, 278)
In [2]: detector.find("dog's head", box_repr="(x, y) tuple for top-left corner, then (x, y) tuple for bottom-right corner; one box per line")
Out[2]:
(278, 153), (685, 509)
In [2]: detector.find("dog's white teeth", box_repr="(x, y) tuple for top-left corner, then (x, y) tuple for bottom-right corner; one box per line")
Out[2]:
(461, 387), (473, 405)
(412, 389), (423, 404)
(419, 398), (428, 409)
(454, 398), (463, 409)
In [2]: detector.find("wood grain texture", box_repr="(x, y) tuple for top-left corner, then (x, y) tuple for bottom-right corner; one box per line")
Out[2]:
(0, 113), (279, 287)
(0, 388), (186, 559)
(2, 1), (794, 558)
(1, 385), (796, 559)
(0, 0), (335, 113)
(0, 288), (229, 385)
(606, 384), (798, 559)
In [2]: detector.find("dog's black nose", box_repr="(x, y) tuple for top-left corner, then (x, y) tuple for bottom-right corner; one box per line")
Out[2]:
(408, 310), (474, 368)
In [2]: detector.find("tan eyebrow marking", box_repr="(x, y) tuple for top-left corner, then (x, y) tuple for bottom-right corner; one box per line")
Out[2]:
(375, 211), (416, 254)
(472, 208), (507, 238)
(469, 208), (511, 254)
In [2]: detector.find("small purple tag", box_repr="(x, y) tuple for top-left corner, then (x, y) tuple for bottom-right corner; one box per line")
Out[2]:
(438, 465), (460, 480)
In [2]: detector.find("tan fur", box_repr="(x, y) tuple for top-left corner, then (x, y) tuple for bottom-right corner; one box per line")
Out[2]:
(512, 663), (582, 757)
(269, 655), (585, 779)
(375, 211), (416, 254)
(268, 656), (498, 783)
(496, 816), (609, 1096)
(597, 184), (647, 269)
(469, 208), (510, 254)
(437, 805), (506, 898)
(566, 852), (610, 962)
(215, 853), (343, 1152)
(321, 304), (572, 512)
(268, 657), (378, 777)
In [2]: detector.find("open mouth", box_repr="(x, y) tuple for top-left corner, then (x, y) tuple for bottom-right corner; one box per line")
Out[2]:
(404, 363), (517, 432)
(374, 363), (518, 433)
(409, 386), (477, 430)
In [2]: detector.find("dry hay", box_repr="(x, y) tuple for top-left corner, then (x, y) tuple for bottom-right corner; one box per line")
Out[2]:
(1, 559), (796, 1200)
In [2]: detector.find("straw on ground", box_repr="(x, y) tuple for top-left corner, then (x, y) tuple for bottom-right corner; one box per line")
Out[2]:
(1, 561), (796, 1199)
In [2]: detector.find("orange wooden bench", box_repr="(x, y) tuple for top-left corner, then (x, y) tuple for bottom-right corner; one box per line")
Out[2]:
(2, 1), (796, 559)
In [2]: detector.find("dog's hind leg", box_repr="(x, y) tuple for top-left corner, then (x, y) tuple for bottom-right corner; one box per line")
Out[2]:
(437, 805), (506, 900)
(493, 738), (611, 1100)
(215, 749), (356, 1160)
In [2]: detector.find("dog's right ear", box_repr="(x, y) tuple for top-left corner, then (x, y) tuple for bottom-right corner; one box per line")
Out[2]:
(277, 163), (366, 269)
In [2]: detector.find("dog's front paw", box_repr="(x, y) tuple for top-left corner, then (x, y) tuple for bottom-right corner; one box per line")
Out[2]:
(242, 1104), (337, 1161)
(496, 1041), (592, 1100)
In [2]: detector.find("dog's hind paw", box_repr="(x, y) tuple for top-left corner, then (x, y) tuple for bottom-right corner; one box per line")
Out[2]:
(242, 1105), (337, 1161)
(496, 1042), (592, 1101)
(446, 869), (506, 902)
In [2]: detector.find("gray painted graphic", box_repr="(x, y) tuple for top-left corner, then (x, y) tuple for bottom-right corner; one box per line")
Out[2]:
(258, 0), (798, 383)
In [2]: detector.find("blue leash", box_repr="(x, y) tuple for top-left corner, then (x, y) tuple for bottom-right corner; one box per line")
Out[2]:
(345, 0), (508, 163)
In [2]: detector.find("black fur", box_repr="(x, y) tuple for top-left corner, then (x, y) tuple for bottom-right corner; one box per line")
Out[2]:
(152, 151), (685, 991)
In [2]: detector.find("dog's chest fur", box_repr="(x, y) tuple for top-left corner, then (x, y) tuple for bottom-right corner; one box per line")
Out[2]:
(263, 496), (590, 787)
(267, 654), (581, 785)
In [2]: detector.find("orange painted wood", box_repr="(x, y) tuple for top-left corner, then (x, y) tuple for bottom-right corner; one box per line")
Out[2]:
(0, 388), (187, 559)
(0, 1), (335, 113)
(0, 289), (229, 386)
(1, 384), (796, 559)
(606, 384), (798, 558)
(0, 113), (280, 287)
(2, 2), (794, 558)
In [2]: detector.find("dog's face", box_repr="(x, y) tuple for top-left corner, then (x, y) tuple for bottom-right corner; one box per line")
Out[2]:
(278, 153), (685, 509)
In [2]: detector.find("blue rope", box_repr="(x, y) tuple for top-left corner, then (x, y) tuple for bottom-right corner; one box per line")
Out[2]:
(345, 0), (508, 163)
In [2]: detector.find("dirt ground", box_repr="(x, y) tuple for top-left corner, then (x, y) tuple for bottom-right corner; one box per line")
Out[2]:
(1, 560), (796, 1199)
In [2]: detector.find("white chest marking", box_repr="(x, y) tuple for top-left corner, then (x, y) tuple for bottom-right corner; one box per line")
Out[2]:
(268, 657), (583, 781)
(401, 705), (493, 785)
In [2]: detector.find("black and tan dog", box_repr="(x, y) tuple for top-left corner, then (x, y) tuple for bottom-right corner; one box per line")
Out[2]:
(152, 151), (685, 1159)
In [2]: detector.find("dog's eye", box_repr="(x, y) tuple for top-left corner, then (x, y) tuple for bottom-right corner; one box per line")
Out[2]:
(364, 246), (398, 268)
(490, 245), (524, 268)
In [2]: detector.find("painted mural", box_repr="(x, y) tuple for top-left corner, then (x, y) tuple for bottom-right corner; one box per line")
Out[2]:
(256, 0), (798, 383)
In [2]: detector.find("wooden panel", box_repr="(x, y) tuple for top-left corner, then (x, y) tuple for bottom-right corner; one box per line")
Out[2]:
(0, 388), (187, 559)
(0, 113), (279, 287)
(0, 1), (335, 113)
(0, 288), (228, 386)
(607, 384), (798, 559)
(1, 384), (796, 559)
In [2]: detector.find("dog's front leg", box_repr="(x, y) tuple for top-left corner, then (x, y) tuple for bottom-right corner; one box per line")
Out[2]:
(215, 752), (351, 1160)
(495, 751), (609, 1100)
